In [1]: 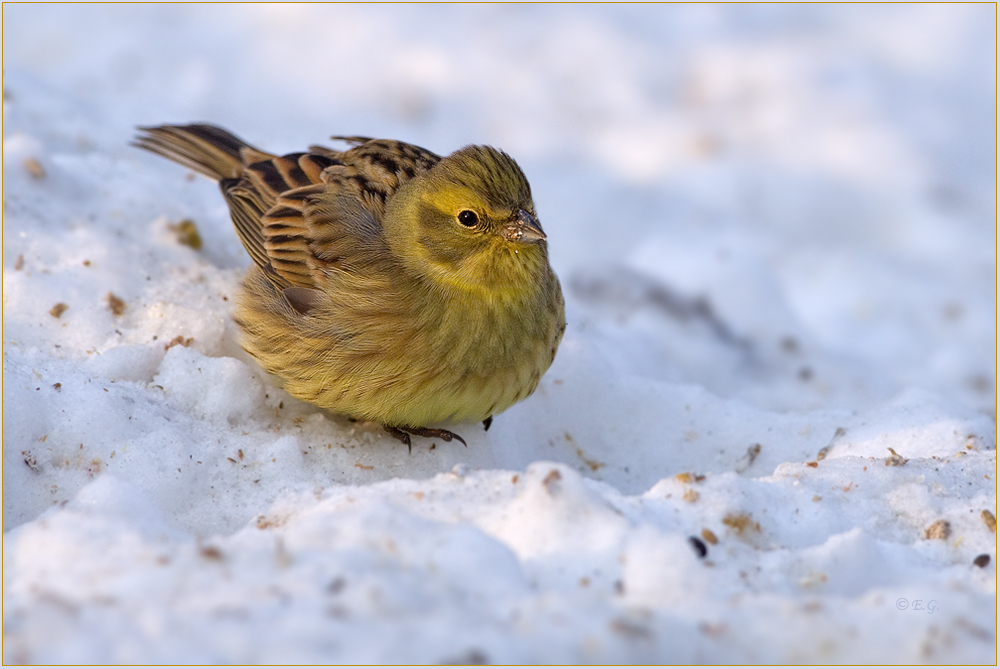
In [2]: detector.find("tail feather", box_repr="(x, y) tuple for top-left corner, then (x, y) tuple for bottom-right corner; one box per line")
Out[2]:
(133, 124), (272, 181)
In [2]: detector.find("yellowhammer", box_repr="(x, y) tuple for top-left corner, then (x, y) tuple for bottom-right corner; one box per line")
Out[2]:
(134, 125), (565, 448)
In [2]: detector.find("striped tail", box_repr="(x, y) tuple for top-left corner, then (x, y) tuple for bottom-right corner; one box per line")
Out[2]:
(133, 124), (274, 181)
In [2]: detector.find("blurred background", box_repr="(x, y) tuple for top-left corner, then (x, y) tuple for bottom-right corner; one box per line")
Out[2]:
(4, 4), (995, 415)
(3, 9), (996, 662)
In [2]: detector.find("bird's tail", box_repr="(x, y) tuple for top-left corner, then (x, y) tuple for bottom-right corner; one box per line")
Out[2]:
(133, 124), (274, 181)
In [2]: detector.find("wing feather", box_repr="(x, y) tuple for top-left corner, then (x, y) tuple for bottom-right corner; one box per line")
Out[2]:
(135, 124), (442, 295)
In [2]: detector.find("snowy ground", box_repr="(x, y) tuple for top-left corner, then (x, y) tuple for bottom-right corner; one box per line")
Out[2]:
(2, 5), (996, 664)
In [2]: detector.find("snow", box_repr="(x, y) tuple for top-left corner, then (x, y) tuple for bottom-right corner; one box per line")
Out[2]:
(3, 4), (996, 664)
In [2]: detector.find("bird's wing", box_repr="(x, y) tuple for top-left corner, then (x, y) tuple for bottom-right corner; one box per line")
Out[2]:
(257, 139), (441, 293)
(135, 124), (440, 298)
(135, 124), (339, 278)
(232, 151), (346, 287)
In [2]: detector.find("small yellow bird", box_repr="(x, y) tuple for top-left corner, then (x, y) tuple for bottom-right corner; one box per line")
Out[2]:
(134, 125), (565, 447)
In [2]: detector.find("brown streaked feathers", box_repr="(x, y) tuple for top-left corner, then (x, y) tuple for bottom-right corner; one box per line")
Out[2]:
(135, 125), (440, 290)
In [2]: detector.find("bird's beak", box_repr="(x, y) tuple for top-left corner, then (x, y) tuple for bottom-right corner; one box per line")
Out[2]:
(502, 209), (547, 244)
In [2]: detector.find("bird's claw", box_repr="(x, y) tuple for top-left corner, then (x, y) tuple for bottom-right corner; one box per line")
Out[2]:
(384, 425), (468, 452)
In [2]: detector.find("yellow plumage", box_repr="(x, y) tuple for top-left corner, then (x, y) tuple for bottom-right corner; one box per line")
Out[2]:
(134, 125), (565, 446)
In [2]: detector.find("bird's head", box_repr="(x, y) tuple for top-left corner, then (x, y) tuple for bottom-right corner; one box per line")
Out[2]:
(384, 145), (550, 299)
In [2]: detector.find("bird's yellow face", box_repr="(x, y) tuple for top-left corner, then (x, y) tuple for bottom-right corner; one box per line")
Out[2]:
(385, 146), (550, 299)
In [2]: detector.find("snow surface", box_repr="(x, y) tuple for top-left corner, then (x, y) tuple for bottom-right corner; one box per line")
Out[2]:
(3, 4), (996, 664)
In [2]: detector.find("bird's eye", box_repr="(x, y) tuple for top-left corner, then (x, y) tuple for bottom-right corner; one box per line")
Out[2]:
(457, 210), (479, 227)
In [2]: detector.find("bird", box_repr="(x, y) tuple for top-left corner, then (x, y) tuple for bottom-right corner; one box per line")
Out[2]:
(134, 124), (565, 449)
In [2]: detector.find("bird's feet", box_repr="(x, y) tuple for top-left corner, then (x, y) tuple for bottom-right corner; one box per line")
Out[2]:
(385, 425), (468, 452)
